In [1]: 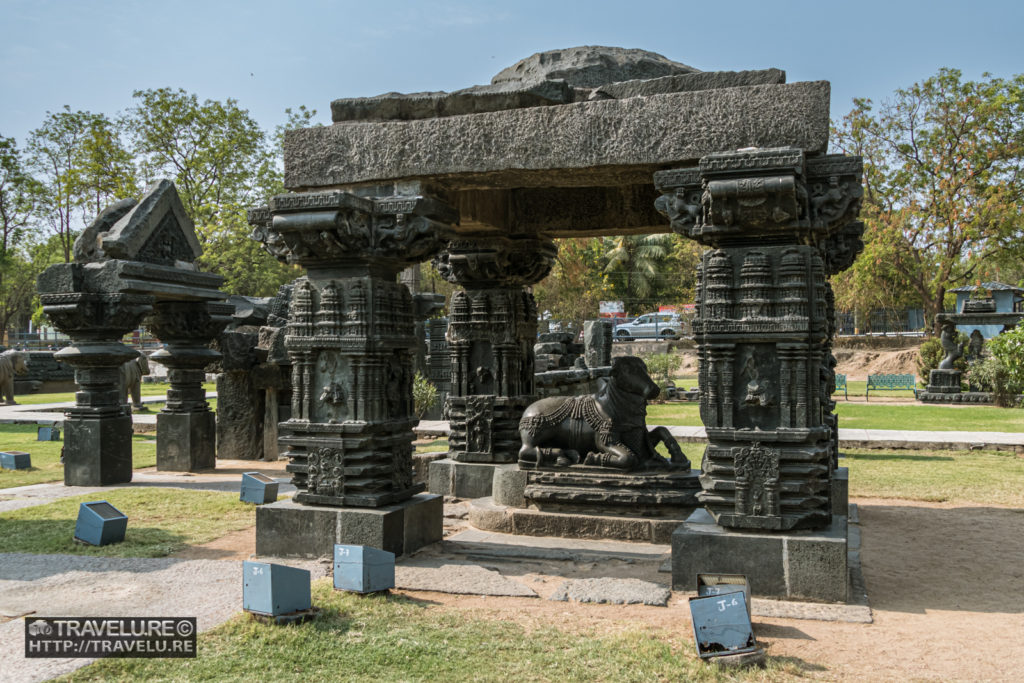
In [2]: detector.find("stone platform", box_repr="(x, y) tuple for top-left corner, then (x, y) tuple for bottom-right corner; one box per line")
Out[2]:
(428, 459), (501, 499)
(469, 497), (693, 544)
(255, 494), (442, 558)
(671, 508), (849, 603)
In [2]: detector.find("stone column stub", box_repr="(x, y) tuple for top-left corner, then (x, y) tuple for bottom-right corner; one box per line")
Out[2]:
(257, 189), (457, 507)
(655, 147), (864, 531)
(433, 235), (557, 463)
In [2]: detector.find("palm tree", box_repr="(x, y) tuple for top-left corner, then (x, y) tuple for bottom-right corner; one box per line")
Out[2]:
(603, 234), (673, 306)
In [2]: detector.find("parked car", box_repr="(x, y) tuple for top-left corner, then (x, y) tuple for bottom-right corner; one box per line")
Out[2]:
(613, 312), (684, 340)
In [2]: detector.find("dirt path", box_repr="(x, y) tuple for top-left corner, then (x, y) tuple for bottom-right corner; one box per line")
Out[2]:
(392, 498), (1024, 682)
(169, 497), (1023, 680)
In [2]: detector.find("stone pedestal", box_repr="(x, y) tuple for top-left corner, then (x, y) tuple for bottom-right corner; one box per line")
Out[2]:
(255, 494), (442, 558)
(37, 291), (155, 487)
(428, 458), (502, 499)
(156, 411), (216, 471)
(672, 508), (849, 602)
(63, 413), (134, 485)
(148, 301), (232, 472)
(926, 368), (962, 394)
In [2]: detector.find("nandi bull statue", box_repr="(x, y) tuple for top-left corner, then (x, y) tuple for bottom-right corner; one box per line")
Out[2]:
(0, 350), (29, 405)
(519, 355), (690, 471)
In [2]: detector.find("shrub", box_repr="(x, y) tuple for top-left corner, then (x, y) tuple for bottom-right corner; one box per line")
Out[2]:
(641, 352), (683, 398)
(916, 332), (969, 383)
(985, 326), (1024, 402)
(967, 356), (1016, 407)
(413, 373), (438, 419)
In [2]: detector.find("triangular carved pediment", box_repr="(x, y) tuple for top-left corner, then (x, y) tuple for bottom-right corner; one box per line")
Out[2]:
(98, 180), (202, 265)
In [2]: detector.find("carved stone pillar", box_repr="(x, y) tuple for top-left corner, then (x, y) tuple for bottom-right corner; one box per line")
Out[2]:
(655, 148), (863, 531)
(263, 191), (456, 507)
(38, 290), (154, 485)
(433, 236), (556, 464)
(147, 301), (233, 471)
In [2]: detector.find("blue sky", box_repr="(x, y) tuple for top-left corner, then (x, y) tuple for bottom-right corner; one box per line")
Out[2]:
(2, 0), (1022, 146)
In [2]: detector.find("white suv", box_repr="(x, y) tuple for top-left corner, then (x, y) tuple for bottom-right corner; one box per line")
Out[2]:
(613, 313), (684, 340)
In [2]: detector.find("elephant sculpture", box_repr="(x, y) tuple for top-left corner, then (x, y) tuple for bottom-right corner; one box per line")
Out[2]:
(0, 350), (29, 405)
(120, 355), (151, 411)
(519, 355), (690, 471)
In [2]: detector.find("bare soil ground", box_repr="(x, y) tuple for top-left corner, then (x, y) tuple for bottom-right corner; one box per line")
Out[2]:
(673, 347), (921, 383)
(833, 348), (921, 381)
(185, 497), (1024, 681)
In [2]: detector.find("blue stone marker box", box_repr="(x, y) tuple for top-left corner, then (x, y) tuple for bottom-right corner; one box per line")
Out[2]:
(37, 426), (61, 441)
(0, 451), (31, 470)
(333, 544), (395, 594)
(240, 472), (279, 504)
(689, 591), (756, 659)
(74, 501), (128, 546)
(243, 561), (311, 617)
(696, 573), (751, 616)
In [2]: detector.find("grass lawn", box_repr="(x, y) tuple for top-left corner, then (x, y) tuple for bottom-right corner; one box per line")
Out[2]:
(845, 448), (1024, 506)
(0, 488), (255, 557)
(645, 401), (1024, 432)
(12, 382), (217, 406)
(415, 438), (449, 453)
(0, 425), (157, 489)
(64, 583), (799, 682)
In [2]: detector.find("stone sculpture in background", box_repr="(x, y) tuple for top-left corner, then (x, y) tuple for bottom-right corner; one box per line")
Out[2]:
(119, 355), (150, 411)
(0, 350), (29, 405)
(519, 355), (689, 471)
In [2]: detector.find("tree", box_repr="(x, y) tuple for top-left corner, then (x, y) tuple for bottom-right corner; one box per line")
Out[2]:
(27, 107), (135, 262)
(831, 69), (1024, 335)
(533, 238), (614, 329)
(0, 136), (41, 341)
(603, 233), (672, 310)
(125, 90), (303, 296)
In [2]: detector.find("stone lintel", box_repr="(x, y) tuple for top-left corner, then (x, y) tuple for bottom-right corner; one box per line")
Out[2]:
(285, 81), (831, 192)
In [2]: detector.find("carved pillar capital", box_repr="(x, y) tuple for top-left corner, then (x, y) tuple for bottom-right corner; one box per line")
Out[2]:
(433, 235), (557, 288)
(251, 191), (457, 275)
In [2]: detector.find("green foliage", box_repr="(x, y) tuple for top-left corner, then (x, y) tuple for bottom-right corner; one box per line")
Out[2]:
(831, 69), (1024, 334)
(984, 326), (1024, 401)
(916, 332), (968, 383)
(413, 372), (438, 419)
(640, 352), (683, 396)
(968, 356), (1016, 407)
(27, 106), (136, 262)
(533, 238), (613, 329)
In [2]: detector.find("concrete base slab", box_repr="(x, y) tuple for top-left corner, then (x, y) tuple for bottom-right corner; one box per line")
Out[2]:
(672, 509), (848, 603)
(469, 496), (690, 544)
(550, 578), (671, 606)
(395, 560), (537, 597)
(428, 458), (499, 498)
(255, 494), (442, 558)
